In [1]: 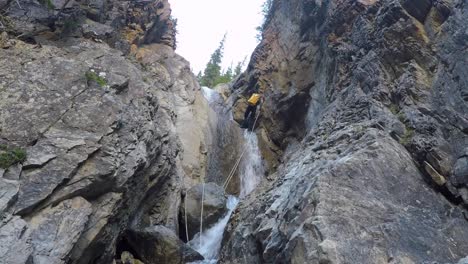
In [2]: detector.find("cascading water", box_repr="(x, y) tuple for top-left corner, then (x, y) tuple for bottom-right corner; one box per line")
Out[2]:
(239, 130), (265, 198)
(188, 196), (239, 264)
(188, 87), (264, 263)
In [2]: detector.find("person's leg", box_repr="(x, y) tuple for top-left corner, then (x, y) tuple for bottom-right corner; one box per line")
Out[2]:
(242, 105), (254, 128)
(244, 105), (254, 119)
(251, 105), (257, 119)
(248, 105), (258, 130)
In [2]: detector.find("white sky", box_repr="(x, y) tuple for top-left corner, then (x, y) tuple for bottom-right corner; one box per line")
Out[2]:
(170, 0), (265, 74)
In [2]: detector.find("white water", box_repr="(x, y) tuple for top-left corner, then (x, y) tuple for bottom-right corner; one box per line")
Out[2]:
(188, 88), (264, 264)
(239, 130), (265, 198)
(201, 86), (219, 103)
(188, 196), (239, 264)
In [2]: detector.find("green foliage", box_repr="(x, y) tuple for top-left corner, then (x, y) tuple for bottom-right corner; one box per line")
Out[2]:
(39, 0), (55, 9)
(199, 35), (226, 88)
(0, 15), (13, 31)
(256, 0), (273, 41)
(198, 36), (247, 88)
(399, 128), (414, 145)
(234, 57), (247, 77)
(389, 104), (399, 115)
(61, 18), (80, 36)
(170, 16), (178, 49)
(397, 111), (406, 123)
(196, 71), (203, 82)
(0, 146), (27, 169)
(86, 71), (107, 87)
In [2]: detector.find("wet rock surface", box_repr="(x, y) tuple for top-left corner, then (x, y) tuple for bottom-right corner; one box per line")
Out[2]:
(202, 86), (245, 194)
(125, 225), (204, 264)
(223, 0), (468, 263)
(179, 182), (228, 241)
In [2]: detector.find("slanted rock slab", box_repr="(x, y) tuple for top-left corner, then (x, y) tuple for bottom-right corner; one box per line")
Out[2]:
(125, 225), (204, 264)
(180, 182), (227, 241)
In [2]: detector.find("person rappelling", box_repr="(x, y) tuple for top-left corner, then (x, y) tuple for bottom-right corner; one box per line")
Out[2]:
(241, 84), (263, 131)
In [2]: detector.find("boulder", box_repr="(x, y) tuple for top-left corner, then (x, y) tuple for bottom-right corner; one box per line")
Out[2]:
(213, 83), (231, 101)
(120, 251), (144, 264)
(232, 97), (248, 125)
(125, 225), (204, 264)
(180, 182), (227, 241)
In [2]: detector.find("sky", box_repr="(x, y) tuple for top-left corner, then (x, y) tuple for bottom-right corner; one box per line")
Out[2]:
(170, 0), (265, 74)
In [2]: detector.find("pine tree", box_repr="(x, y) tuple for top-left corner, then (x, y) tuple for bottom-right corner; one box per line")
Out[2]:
(223, 65), (233, 80)
(200, 35), (226, 87)
(256, 0), (273, 41)
(214, 65), (233, 85)
(234, 57), (247, 77)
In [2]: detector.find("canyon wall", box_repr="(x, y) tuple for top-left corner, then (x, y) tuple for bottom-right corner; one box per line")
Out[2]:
(222, 0), (468, 263)
(0, 0), (222, 263)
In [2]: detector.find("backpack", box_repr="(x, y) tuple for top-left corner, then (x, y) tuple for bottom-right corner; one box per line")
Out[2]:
(248, 93), (261, 106)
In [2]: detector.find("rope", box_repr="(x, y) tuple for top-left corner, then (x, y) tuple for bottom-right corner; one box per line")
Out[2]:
(196, 100), (263, 247)
(181, 166), (190, 242)
(199, 182), (205, 248)
(222, 103), (262, 191)
(184, 191), (189, 242)
(222, 149), (246, 190)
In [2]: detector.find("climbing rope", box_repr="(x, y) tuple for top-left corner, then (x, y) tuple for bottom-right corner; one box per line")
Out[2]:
(199, 181), (205, 248)
(196, 100), (262, 247)
(222, 149), (246, 190)
(184, 193), (189, 242)
(182, 171), (190, 242)
(222, 104), (262, 191)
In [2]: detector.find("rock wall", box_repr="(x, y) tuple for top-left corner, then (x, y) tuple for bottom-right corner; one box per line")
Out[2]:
(223, 0), (468, 263)
(0, 0), (213, 263)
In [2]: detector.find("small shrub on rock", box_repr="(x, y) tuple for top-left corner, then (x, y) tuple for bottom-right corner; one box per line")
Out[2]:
(0, 146), (27, 169)
(86, 71), (107, 87)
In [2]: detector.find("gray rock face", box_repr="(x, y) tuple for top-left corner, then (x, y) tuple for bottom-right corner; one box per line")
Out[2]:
(0, 1), (206, 261)
(0, 215), (33, 264)
(2, 0), (175, 51)
(28, 197), (92, 264)
(223, 0), (468, 263)
(0, 197), (92, 264)
(180, 182), (228, 241)
(125, 225), (204, 264)
(0, 178), (19, 212)
(453, 157), (468, 187)
(201, 86), (246, 194)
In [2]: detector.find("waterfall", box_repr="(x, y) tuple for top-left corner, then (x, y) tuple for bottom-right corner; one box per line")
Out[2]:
(239, 130), (265, 198)
(201, 86), (220, 103)
(188, 87), (264, 263)
(188, 196), (239, 264)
